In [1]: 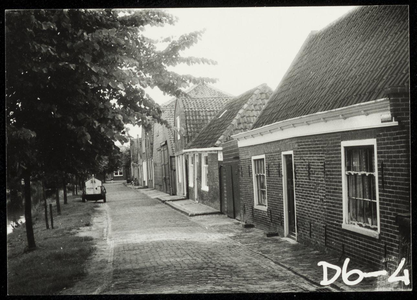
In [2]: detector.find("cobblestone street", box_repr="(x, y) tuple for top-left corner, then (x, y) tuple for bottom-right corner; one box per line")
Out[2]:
(95, 182), (321, 294)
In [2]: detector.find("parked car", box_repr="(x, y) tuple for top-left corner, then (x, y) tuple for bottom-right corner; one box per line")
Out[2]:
(82, 175), (106, 202)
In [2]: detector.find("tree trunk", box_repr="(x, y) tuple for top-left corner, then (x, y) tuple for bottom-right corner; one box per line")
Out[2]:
(63, 175), (67, 204)
(23, 169), (36, 250)
(42, 180), (49, 229)
(72, 176), (75, 195)
(55, 187), (61, 215)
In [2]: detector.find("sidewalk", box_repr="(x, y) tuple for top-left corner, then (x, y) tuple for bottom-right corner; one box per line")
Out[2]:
(128, 185), (221, 217)
(128, 186), (407, 292)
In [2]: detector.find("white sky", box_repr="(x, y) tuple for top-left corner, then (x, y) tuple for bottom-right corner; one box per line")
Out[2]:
(126, 6), (357, 139)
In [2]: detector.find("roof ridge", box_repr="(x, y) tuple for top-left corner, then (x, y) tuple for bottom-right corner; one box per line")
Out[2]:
(317, 6), (361, 34)
(217, 84), (271, 146)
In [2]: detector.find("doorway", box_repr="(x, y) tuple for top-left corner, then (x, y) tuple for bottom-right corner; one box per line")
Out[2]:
(226, 162), (241, 220)
(282, 151), (296, 238)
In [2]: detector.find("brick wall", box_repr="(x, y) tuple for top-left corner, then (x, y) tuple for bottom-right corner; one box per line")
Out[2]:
(196, 153), (221, 210)
(238, 93), (410, 268)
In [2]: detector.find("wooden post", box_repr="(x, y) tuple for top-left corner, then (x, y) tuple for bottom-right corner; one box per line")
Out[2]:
(42, 182), (49, 229)
(55, 187), (61, 215)
(49, 204), (54, 229)
(23, 168), (36, 250)
(63, 175), (68, 205)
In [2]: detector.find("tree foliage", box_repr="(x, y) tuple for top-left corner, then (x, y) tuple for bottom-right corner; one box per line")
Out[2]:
(6, 8), (217, 248)
(6, 9), (216, 176)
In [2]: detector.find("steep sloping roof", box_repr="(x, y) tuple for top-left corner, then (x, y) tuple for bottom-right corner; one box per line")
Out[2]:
(187, 84), (272, 149)
(184, 84), (234, 98)
(182, 96), (232, 141)
(253, 6), (409, 129)
(160, 99), (176, 154)
(179, 84), (233, 142)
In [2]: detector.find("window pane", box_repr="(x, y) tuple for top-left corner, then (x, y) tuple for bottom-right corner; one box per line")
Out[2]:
(260, 175), (265, 189)
(371, 201), (377, 226)
(352, 149), (360, 172)
(357, 199), (364, 223)
(348, 175), (355, 198)
(349, 197), (357, 222)
(356, 174), (363, 199)
(260, 190), (266, 205)
(346, 149), (352, 171)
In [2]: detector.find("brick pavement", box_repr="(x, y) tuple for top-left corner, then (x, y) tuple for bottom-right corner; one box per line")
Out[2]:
(64, 182), (409, 294)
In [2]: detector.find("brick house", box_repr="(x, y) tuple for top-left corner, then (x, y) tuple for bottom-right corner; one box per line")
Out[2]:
(153, 98), (177, 194)
(185, 84), (272, 217)
(130, 125), (154, 187)
(130, 135), (141, 184)
(173, 84), (233, 198)
(232, 6), (410, 269)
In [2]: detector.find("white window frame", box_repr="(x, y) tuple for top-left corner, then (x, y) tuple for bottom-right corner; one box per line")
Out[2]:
(176, 116), (180, 140)
(114, 169), (123, 177)
(251, 154), (267, 211)
(341, 138), (380, 238)
(201, 153), (209, 191)
(189, 154), (194, 187)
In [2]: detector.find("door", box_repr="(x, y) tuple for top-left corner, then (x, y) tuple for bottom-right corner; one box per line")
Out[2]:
(283, 152), (296, 238)
(161, 145), (170, 193)
(170, 156), (177, 195)
(226, 162), (241, 220)
(219, 165), (224, 213)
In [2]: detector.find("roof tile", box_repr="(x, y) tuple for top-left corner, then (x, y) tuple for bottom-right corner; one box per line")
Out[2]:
(253, 6), (409, 129)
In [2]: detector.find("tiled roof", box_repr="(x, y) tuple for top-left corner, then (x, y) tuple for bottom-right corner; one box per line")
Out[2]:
(160, 99), (176, 154)
(182, 96), (232, 142)
(253, 6), (409, 129)
(187, 84), (272, 149)
(184, 84), (234, 98)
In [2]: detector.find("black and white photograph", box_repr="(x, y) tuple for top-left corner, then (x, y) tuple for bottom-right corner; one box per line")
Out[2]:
(5, 3), (412, 295)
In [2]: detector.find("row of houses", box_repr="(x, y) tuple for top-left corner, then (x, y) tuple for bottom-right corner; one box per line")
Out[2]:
(130, 6), (410, 270)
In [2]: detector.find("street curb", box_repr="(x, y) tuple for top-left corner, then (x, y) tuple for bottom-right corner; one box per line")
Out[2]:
(163, 201), (222, 217)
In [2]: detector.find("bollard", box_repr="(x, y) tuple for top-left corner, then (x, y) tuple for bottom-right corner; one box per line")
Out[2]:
(49, 204), (54, 229)
(44, 202), (49, 229)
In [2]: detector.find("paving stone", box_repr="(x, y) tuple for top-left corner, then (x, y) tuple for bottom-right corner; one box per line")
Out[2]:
(63, 183), (408, 295)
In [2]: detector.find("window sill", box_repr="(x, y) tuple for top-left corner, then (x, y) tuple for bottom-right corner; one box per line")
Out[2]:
(201, 186), (209, 192)
(254, 205), (268, 211)
(342, 223), (379, 239)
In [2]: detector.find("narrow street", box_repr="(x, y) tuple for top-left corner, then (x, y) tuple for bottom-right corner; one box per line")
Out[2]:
(75, 182), (320, 294)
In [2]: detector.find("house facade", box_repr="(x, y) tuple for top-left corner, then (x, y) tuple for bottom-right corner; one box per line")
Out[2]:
(185, 84), (273, 217)
(173, 84), (233, 198)
(130, 135), (143, 185)
(232, 6), (410, 269)
(153, 99), (177, 194)
(129, 125), (154, 187)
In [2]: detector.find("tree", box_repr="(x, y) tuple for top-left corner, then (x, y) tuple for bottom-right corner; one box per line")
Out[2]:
(6, 9), (217, 250)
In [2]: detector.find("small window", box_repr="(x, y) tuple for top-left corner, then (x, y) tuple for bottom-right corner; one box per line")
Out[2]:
(252, 155), (267, 208)
(342, 139), (379, 238)
(202, 153), (209, 191)
(114, 169), (123, 177)
(189, 155), (194, 187)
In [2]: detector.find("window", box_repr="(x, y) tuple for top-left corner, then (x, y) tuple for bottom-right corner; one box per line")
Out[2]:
(202, 153), (209, 191)
(114, 169), (123, 177)
(252, 155), (267, 208)
(176, 116), (180, 140)
(189, 155), (194, 187)
(342, 139), (379, 238)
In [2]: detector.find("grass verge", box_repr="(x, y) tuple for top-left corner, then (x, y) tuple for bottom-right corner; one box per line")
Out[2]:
(7, 194), (97, 295)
